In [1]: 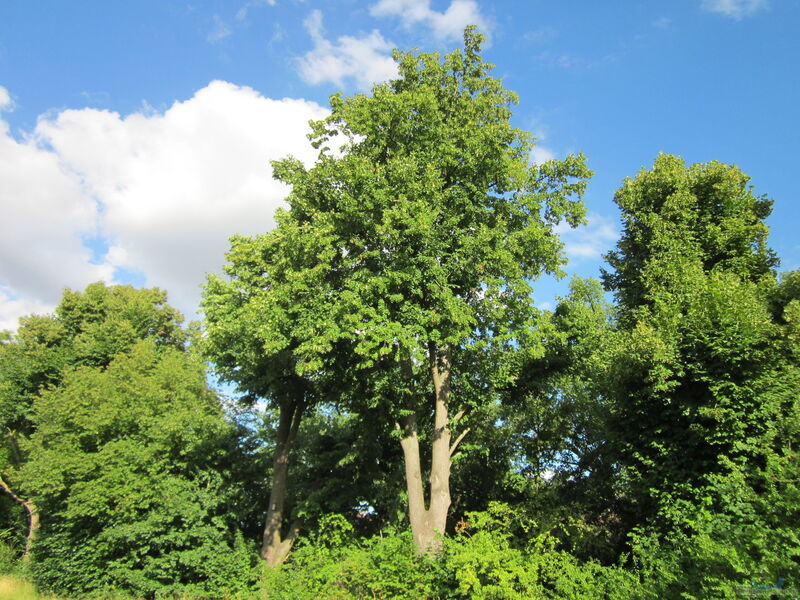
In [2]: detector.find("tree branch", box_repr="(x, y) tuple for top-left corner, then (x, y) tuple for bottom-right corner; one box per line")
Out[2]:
(449, 428), (471, 457)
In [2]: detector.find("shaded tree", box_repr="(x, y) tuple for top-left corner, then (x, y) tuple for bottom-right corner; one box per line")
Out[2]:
(202, 214), (346, 565)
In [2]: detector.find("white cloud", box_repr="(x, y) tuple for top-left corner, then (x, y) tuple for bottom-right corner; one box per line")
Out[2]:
(0, 288), (54, 332)
(529, 126), (557, 165)
(1, 82), (327, 329)
(207, 15), (232, 44)
(0, 86), (13, 111)
(530, 145), (556, 165)
(296, 10), (398, 90)
(370, 0), (489, 42)
(556, 213), (619, 263)
(700, 0), (768, 19)
(0, 115), (113, 320)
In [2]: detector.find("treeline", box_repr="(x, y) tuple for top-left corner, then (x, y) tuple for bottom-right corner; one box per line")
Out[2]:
(1, 28), (798, 599)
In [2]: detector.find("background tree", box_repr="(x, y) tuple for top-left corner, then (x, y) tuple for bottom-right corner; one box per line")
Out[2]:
(0, 283), (255, 597)
(600, 154), (789, 550)
(19, 340), (250, 598)
(202, 211), (346, 565)
(270, 27), (591, 552)
(500, 277), (623, 561)
(0, 283), (188, 561)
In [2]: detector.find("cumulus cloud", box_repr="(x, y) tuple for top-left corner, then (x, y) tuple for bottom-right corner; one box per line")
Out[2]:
(370, 0), (490, 42)
(555, 213), (619, 263)
(0, 289), (54, 332)
(700, 0), (768, 19)
(0, 114), (113, 321)
(296, 10), (398, 90)
(530, 145), (556, 165)
(1, 82), (327, 329)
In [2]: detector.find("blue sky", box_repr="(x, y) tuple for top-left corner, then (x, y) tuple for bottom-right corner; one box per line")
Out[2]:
(1, 0), (798, 327)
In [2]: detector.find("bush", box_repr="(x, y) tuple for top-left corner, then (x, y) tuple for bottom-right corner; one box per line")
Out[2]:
(261, 506), (644, 600)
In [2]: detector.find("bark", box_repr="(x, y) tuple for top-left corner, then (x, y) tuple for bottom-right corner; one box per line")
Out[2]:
(399, 345), (460, 554)
(0, 472), (39, 562)
(261, 397), (304, 566)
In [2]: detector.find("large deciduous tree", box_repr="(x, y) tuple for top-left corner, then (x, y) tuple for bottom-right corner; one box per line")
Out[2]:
(270, 27), (591, 552)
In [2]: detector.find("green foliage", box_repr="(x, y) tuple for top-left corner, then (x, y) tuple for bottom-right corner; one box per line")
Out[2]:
(0, 542), (17, 576)
(598, 156), (792, 541)
(261, 527), (441, 600)
(21, 340), (253, 597)
(275, 27), (591, 385)
(603, 153), (776, 318)
(261, 505), (645, 600)
(1, 27), (797, 600)
(497, 278), (623, 561)
(202, 214), (343, 398)
(0, 283), (258, 597)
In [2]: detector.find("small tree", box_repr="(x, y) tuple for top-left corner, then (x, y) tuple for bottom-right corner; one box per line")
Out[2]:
(271, 27), (591, 552)
(202, 212), (344, 565)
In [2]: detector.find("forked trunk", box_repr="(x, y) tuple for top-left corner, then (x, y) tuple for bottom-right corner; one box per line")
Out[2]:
(399, 345), (465, 554)
(261, 397), (304, 566)
(0, 472), (39, 562)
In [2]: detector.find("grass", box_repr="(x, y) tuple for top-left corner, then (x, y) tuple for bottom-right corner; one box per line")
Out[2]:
(0, 575), (244, 600)
(0, 575), (55, 600)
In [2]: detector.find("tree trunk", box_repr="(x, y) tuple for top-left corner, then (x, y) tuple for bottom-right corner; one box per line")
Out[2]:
(261, 397), (304, 566)
(0, 472), (39, 562)
(399, 345), (458, 554)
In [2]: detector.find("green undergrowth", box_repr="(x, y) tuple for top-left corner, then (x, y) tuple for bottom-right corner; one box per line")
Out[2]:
(2, 503), (794, 600)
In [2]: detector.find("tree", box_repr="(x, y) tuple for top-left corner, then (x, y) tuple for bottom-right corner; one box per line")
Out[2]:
(269, 27), (591, 552)
(600, 154), (786, 537)
(602, 154), (776, 321)
(0, 282), (188, 561)
(502, 277), (624, 561)
(19, 340), (251, 597)
(0, 283), (254, 596)
(202, 213), (345, 565)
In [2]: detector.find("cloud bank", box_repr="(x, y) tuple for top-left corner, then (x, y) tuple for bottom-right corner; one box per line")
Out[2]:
(0, 82), (327, 328)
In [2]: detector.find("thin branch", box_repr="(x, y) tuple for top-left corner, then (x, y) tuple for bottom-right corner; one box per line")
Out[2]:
(0, 472), (25, 505)
(450, 427), (471, 457)
(287, 398), (305, 445)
